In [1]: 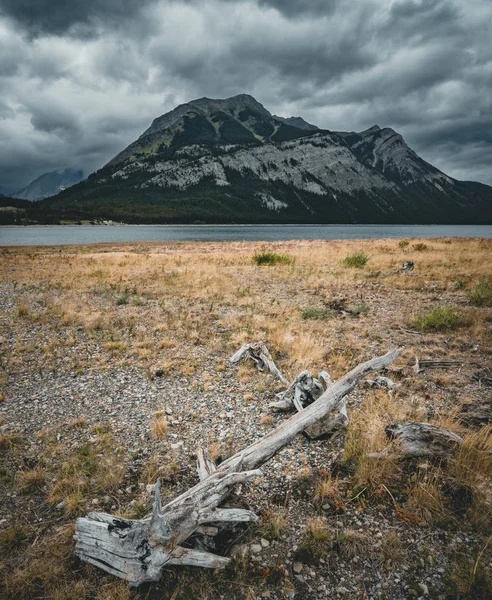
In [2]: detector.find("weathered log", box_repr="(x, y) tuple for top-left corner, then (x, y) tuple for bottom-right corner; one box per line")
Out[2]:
(269, 369), (344, 439)
(368, 421), (463, 458)
(230, 342), (288, 384)
(413, 358), (462, 374)
(75, 348), (403, 585)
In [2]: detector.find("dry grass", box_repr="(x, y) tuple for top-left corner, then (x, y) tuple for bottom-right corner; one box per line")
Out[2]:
(17, 468), (47, 493)
(259, 507), (289, 540)
(1, 237), (491, 598)
(151, 414), (168, 440)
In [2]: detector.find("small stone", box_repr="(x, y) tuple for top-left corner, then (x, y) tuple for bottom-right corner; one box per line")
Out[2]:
(418, 582), (429, 596)
(260, 538), (270, 548)
(293, 562), (303, 574)
(56, 499), (67, 510)
(250, 544), (262, 554)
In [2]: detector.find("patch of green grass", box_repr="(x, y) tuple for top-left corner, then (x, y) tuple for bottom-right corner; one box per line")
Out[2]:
(469, 279), (492, 307)
(253, 252), (292, 266)
(342, 252), (370, 268)
(348, 303), (369, 317)
(301, 307), (335, 320)
(116, 294), (129, 305)
(414, 305), (462, 332)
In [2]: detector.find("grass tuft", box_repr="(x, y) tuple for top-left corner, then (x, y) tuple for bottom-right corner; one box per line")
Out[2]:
(469, 278), (492, 306)
(414, 305), (463, 332)
(253, 252), (292, 266)
(342, 251), (370, 268)
(301, 307), (334, 320)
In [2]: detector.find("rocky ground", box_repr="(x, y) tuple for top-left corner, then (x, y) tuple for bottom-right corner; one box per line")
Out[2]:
(0, 238), (491, 600)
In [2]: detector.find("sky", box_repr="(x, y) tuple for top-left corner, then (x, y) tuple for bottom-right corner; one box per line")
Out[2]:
(0, 0), (491, 192)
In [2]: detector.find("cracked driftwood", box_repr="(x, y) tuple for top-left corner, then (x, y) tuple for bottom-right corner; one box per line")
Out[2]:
(413, 358), (462, 374)
(230, 342), (289, 384)
(75, 347), (403, 585)
(269, 369), (347, 440)
(368, 421), (463, 458)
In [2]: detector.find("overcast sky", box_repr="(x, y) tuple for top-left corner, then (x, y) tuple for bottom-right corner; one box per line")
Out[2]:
(0, 0), (491, 192)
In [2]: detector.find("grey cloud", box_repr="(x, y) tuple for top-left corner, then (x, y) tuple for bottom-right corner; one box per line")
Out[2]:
(257, 0), (338, 17)
(0, 0), (491, 190)
(0, 0), (156, 35)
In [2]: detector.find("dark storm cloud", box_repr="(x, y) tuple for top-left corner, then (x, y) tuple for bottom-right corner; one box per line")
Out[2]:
(0, 0), (491, 191)
(0, 0), (156, 35)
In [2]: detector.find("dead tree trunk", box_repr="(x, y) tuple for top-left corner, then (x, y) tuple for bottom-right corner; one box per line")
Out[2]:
(74, 348), (403, 586)
(368, 421), (463, 458)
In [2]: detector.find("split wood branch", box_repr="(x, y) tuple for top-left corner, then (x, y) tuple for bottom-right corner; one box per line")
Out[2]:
(230, 342), (289, 384)
(75, 347), (403, 586)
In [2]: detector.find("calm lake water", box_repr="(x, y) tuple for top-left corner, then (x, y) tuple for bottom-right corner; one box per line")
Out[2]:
(1, 224), (491, 246)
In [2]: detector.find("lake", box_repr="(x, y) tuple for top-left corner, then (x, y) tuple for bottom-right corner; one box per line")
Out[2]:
(1, 224), (491, 246)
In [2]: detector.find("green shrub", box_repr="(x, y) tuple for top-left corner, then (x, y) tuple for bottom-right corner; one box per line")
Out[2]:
(469, 279), (492, 307)
(342, 252), (370, 268)
(398, 240), (409, 248)
(412, 243), (428, 251)
(253, 252), (292, 266)
(349, 303), (369, 317)
(116, 294), (129, 305)
(414, 306), (462, 332)
(301, 307), (335, 320)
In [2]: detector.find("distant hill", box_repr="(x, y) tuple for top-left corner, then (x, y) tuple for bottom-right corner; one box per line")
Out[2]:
(31, 94), (492, 223)
(15, 168), (84, 201)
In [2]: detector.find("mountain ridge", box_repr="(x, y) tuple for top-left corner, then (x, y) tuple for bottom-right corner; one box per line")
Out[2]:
(15, 168), (85, 201)
(31, 94), (492, 224)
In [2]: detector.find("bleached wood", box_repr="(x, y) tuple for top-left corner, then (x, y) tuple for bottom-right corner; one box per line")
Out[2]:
(230, 342), (289, 384)
(413, 358), (462, 374)
(197, 447), (217, 481)
(75, 347), (403, 585)
(368, 421), (463, 458)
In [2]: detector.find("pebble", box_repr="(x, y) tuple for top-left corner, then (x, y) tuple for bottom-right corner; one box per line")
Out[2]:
(418, 582), (429, 596)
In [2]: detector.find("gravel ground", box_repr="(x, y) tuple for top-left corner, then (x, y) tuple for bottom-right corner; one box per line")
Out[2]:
(1, 240), (491, 600)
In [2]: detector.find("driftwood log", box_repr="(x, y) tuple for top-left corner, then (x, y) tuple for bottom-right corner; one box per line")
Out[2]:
(368, 422), (463, 458)
(74, 348), (403, 585)
(230, 342), (289, 384)
(413, 358), (462, 374)
(269, 369), (347, 440)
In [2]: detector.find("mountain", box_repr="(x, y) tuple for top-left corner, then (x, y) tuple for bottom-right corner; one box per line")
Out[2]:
(15, 168), (85, 201)
(273, 115), (319, 130)
(35, 94), (492, 224)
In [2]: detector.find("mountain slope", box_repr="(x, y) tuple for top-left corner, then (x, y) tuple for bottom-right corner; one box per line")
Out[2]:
(15, 168), (84, 201)
(35, 95), (492, 224)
